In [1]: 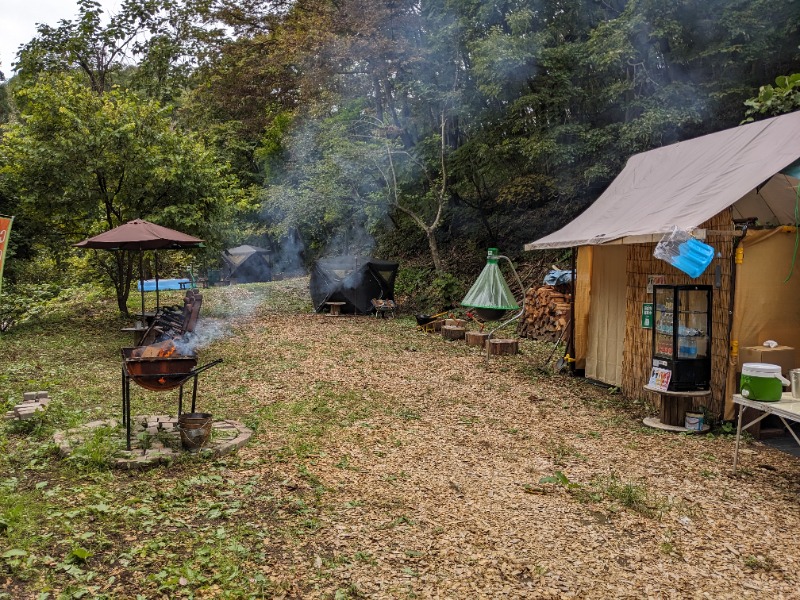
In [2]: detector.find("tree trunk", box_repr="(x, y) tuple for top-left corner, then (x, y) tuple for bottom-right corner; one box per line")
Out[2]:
(425, 228), (443, 273)
(110, 251), (133, 316)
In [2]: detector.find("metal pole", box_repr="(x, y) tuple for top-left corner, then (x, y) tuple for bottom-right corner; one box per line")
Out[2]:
(485, 254), (526, 362)
(155, 250), (160, 311)
(125, 375), (132, 451)
(139, 250), (145, 318)
(191, 375), (199, 413)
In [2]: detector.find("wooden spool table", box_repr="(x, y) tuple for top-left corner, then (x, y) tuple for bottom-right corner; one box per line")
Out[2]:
(643, 386), (711, 433)
(325, 302), (346, 316)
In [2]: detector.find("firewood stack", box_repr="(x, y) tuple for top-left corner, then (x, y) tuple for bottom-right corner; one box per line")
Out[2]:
(517, 285), (572, 342)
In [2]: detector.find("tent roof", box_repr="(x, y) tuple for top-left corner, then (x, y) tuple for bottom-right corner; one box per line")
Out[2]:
(226, 244), (270, 256)
(316, 256), (399, 273)
(525, 111), (800, 250)
(222, 245), (270, 269)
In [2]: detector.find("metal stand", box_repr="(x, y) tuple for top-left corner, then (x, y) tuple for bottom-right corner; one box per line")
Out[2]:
(120, 359), (222, 451)
(733, 393), (800, 472)
(485, 254), (526, 362)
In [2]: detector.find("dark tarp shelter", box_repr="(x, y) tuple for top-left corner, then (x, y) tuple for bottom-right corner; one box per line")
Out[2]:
(310, 256), (399, 314)
(222, 245), (272, 283)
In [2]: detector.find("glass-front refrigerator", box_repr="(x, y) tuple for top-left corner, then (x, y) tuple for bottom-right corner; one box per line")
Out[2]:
(652, 285), (712, 391)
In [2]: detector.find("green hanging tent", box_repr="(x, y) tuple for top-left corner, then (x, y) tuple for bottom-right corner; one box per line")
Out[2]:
(461, 248), (519, 321)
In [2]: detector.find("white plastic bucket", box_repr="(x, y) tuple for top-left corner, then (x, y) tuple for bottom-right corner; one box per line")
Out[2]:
(685, 411), (704, 431)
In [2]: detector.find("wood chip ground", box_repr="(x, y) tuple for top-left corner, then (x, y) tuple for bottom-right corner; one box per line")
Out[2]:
(200, 293), (800, 599)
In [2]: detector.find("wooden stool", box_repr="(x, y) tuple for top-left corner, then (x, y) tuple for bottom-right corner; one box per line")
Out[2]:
(442, 325), (466, 341)
(487, 338), (519, 355)
(465, 331), (489, 347)
(120, 322), (148, 346)
(325, 302), (346, 316)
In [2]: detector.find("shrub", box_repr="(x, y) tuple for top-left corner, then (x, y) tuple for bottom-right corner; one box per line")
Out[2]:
(0, 283), (62, 332)
(394, 268), (467, 312)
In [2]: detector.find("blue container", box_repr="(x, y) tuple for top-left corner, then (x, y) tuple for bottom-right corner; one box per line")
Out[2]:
(137, 278), (192, 292)
(670, 238), (714, 278)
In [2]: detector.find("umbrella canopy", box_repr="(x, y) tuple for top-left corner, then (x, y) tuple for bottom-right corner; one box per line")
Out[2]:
(74, 219), (203, 250)
(74, 219), (204, 316)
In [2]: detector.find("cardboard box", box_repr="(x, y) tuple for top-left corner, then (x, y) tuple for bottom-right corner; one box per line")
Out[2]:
(739, 345), (796, 375)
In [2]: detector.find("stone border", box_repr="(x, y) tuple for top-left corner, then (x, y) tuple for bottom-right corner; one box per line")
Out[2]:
(54, 416), (253, 470)
(4, 391), (51, 421)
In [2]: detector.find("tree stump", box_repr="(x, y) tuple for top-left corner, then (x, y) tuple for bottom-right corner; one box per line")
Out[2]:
(445, 318), (467, 327)
(465, 331), (489, 347)
(442, 325), (466, 341)
(487, 338), (519, 355)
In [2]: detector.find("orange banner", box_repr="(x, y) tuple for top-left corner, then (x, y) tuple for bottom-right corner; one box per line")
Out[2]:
(0, 216), (13, 295)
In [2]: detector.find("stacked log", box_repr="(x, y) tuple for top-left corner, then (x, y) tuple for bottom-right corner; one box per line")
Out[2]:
(518, 285), (572, 342)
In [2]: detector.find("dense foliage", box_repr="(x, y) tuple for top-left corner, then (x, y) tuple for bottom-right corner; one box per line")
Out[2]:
(1, 0), (799, 309)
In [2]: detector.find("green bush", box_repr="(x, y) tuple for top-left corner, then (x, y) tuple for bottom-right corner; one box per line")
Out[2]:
(0, 283), (62, 332)
(394, 267), (467, 313)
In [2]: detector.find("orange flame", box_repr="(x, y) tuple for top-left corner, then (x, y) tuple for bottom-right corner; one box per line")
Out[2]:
(158, 341), (177, 358)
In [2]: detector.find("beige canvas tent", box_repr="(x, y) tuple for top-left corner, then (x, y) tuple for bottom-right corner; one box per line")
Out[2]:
(525, 110), (800, 419)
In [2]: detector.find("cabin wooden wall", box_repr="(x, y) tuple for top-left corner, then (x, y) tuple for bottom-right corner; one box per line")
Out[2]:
(621, 209), (735, 418)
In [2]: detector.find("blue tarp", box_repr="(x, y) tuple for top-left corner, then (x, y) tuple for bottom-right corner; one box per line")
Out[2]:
(137, 278), (191, 292)
(543, 270), (574, 286)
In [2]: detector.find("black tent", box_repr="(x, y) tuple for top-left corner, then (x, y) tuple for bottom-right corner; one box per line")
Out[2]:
(310, 256), (399, 314)
(222, 245), (272, 283)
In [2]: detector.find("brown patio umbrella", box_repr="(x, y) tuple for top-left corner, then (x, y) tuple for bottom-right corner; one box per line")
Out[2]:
(74, 219), (204, 316)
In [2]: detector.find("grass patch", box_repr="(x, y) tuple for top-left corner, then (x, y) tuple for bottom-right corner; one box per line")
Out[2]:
(546, 439), (586, 466)
(539, 471), (668, 518)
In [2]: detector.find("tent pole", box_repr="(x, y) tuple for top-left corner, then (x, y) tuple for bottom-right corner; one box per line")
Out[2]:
(567, 247), (577, 368)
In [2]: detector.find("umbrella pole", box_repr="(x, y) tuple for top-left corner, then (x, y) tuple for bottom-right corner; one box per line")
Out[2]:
(139, 250), (145, 318)
(154, 250), (160, 310)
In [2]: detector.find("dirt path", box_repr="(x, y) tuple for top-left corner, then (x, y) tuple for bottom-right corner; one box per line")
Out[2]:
(210, 302), (800, 599)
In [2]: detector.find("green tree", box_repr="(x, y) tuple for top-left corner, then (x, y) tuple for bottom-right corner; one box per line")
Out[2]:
(14, 0), (202, 102)
(0, 74), (238, 314)
(744, 74), (800, 120)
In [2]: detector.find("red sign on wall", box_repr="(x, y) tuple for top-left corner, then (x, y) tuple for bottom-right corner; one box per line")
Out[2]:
(0, 216), (13, 295)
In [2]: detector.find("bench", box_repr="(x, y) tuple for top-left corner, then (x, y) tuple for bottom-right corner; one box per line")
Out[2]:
(325, 301), (346, 316)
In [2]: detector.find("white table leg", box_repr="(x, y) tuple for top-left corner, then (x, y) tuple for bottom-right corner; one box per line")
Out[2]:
(733, 406), (745, 473)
